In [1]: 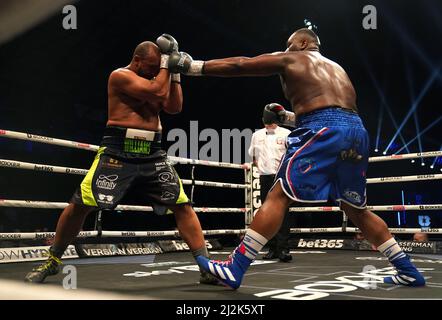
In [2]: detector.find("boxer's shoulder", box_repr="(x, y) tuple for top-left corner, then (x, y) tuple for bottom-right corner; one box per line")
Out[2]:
(108, 68), (136, 86)
(110, 67), (134, 77)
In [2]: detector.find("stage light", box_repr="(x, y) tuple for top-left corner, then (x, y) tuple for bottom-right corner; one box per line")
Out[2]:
(430, 145), (442, 169)
(358, 55), (411, 154)
(395, 115), (442, 154)
(384, 70), (439, 154)
(404, 58), (430, 171)
(421, 162), (425, 166)
(430, 165), (434, 169)
(374, 148), (378, 152)
(374, 104), (384, 154)
(380, 6), (442, 82)
(411, 159), (415, 163)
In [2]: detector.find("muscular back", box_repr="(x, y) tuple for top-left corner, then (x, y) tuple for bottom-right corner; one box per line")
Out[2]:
(281, 51), (357, 115)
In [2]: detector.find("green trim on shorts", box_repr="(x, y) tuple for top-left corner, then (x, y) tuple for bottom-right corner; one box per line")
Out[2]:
(164, 178), (189, 215)
(80, 147), (106, 207)
(176, 174), (189, 205)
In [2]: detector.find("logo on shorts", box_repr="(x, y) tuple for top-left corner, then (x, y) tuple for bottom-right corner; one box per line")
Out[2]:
(159, 172), (174, 183)
(155, 161), (168, 171)
(340, 148), (363, 162)
(297, 183), (317, 191)
(96, 175), (118, 190)
(343, 190), (362, 203)
(97, 193), (114, 204)
(297, 158), (315, 174)
(103, 158), (123, 169)
(161, 191), (176, 201)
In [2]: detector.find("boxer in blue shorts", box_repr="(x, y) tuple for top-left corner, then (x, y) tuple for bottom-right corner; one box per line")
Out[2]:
(274, 106), (369, 209)
(169, 28), (425, 289)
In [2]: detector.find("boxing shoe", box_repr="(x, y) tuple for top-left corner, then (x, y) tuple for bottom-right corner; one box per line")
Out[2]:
(262, 250), (279, 260)
(196, 245), (253, 290)
(278, 250), (293, 263)
(25, 254), (62, 283)
(383, 254), (426, 287)
(199, 270), (220, 285)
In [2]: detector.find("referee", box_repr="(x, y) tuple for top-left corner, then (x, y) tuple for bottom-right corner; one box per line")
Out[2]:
(248, 103), (292, 262)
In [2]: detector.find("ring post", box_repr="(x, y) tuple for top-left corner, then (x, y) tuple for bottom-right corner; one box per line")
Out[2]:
(342, 210), (348, 233)
(94, 210), (103, 236)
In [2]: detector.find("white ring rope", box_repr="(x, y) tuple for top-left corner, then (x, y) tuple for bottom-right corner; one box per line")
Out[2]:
(3, 226), (442, 241)
(1, 129), (441, 164)
(288, 204), (442, 212)
(0, 159), (248, 189)
(1, 129), (442, 241)
(345, 227), (442, 234)
(291, 227), (442, 234)
(181, 179), (247, 189)
(369, 151), (442, 163)
(367, 174), (442, 184)
(0, 229), (245, 240)
(0, 199), (246, 213)
(0, 231), (99, 240)
(0, 129), (245, 169)
(2, 158), (441, 187)
(1, 199), (440, 213)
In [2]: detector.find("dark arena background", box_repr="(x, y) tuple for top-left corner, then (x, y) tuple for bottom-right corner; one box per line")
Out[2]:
(0, 0), (441, 307)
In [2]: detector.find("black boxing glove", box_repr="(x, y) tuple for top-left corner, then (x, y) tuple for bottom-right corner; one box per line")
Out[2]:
(168, 51), (205, 75)
(263, 103), (296, 127)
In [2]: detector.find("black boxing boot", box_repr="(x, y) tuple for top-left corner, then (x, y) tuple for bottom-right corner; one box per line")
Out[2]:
(199, 270), (220, 285)
(263, 250), (279, 260)
(24, 247), (63, 283)
(263, 242), (279, 260)
(279, 249), (293, 263)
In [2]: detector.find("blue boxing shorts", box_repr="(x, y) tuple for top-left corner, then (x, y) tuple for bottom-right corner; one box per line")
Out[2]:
(272, 107), (369, 209)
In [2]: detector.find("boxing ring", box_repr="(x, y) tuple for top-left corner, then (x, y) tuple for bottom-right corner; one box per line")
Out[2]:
(1, 128), (442, 300)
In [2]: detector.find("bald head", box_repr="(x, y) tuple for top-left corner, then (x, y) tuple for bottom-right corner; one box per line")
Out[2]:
(133, 41), (160, 60)
(131, 41), (161, 79)
(287, 28), (321, 52)
(413, 232), (429, 242)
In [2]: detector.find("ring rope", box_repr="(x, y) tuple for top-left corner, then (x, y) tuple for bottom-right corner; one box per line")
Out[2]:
(1, 199), (440, 213)
(0, 229), (246, 240)
(2, 129), (442, 241)
(0, 129), (245, 169)
(345, 227), (442, 234)
(2, 158), (441, 187)
(3, 226), (442, 241)
(0, 159), (248, 189)
(1, 129), (442, 164)
(0, 199), (246, 213)
(289, 204), (442, 212)
(369, 151), (442, 163)
(366, 174), (442, 184)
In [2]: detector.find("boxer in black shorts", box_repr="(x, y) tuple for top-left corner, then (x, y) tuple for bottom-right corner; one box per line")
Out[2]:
(25, 35), (218, 285)
(71, 126), (189, 215)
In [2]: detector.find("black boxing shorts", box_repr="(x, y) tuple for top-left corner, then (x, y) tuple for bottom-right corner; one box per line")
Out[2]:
(70, 126), (190, 215)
